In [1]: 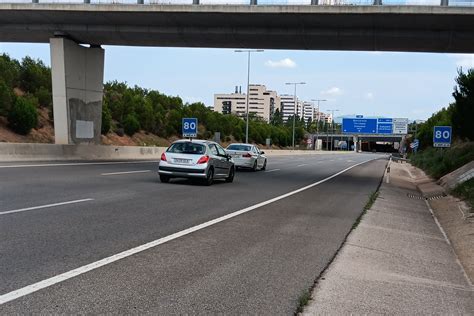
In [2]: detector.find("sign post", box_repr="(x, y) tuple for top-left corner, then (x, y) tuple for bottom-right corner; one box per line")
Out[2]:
(433, 126), (452, 148)
(182, 118), (198, 139)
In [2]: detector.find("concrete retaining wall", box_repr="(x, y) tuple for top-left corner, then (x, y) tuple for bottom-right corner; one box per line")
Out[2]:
(0, 143), (352, 162)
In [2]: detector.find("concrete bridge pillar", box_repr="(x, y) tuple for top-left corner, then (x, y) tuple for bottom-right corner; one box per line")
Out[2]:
(50, 37), (104, 145)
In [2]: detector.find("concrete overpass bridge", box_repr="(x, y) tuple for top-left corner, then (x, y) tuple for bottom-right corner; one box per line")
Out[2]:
(1, 2), (473, 144)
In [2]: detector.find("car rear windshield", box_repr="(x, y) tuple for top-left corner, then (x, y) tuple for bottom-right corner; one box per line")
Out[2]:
(227, 145), (251, 151)
(167, 142), (206, 155)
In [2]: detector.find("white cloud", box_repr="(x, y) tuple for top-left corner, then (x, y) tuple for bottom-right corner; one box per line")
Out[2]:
(365, 92), (374, 100)
(453, 54), (474, 69)
(321, 87), (343, 97)
(264, 58), (296, 68)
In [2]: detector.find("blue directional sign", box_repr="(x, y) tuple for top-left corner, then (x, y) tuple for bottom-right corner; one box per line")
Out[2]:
(433, 126), (452, 148)
(342, 118), (377, 134)
(377, 118), (393, 134)
(182, 118), (198, 138)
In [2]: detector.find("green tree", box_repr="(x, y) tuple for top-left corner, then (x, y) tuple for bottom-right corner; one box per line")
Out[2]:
(452, 69), (474, 141)
(8, 96), (38, 135)
(19, 56), (51, 94)
(123, 113), (140, 136)
(0, 80), (14, 116)
(101, 103), (112, 135)
(0, 54), (20, 88)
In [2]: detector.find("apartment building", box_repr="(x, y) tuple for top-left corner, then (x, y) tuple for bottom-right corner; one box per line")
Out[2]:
(280, 94), (304, 122)
(214, 84), (280, 122)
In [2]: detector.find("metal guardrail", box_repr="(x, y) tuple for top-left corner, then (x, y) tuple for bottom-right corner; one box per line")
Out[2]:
(4, 0), (474, 6)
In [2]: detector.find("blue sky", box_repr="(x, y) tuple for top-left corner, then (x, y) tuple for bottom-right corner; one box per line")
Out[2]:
(1, 42), (473, 121)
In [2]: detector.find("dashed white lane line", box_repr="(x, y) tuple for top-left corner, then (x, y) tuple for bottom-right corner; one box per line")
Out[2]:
(0, 199), (94, 216)
(264, 169), (281, 173)
(0, 161), (159, 169)
(101, 170), (151, 176)
(0, 158), (378, 306)
(296, 164), (308, 167)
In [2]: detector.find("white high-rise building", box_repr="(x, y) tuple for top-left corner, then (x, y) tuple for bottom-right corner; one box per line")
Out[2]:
(280, 94), (304, 122)
(302, 101), (315, 123)
(214, 84), (280, 122)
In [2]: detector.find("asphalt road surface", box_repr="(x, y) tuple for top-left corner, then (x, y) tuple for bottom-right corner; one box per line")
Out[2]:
(0, 153), (387, 314)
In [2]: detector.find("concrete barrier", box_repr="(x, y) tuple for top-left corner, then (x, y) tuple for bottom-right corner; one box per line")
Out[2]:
(0, 143), (167, 162)
(0, 143), (353, 162)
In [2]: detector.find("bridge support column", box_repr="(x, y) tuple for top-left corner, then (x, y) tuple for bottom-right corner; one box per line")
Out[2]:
(311, 0), (319, 4)
(50, 37), (104, 145)
(353, 136), (358, 152)
(250, 0), (257, 5)
(440, 0), (449, 6)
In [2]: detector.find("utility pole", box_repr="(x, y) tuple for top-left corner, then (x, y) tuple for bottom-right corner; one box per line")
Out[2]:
(326, 109), (339, 151)
(286, 82), (306, 149)
(235, 49), (263, 143)
(311, 99), (326, 150)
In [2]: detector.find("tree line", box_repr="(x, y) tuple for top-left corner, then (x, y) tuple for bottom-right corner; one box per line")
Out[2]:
(414, 68), (474, 148)
(0, 54), (307, 146)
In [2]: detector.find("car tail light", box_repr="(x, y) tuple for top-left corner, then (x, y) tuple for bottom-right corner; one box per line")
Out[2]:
(197, 155), (210, 164)
(242, 152), (252, 158)
(161, 153), (167, 161)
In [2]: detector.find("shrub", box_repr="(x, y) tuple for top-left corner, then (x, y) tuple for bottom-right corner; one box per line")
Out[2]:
(8, 96), (38, 135)
(410, 143), (474, 179)
(123, 113), (140, 136)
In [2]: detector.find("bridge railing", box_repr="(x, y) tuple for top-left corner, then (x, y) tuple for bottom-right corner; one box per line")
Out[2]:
(4, 0), (474, 7)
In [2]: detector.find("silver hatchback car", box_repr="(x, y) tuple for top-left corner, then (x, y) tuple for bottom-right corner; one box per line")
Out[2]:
(158, 139), (235, 185)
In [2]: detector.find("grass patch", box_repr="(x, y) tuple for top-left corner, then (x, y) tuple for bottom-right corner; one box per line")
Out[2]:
(352, 191), (379, 230)
(296, 289), (312, 314)
(410, 143), (474, 179)
(451, 178), (474, 210)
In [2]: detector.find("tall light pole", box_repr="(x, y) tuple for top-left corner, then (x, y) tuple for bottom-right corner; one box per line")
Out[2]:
(235, 49), (263, 143)
(326, 108), (339, 151)
(311, 99), (326, 150)
(286, 82), (306, 150)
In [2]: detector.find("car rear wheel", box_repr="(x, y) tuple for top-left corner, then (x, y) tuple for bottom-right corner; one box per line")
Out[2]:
(225, 167), (235, 183)
(262, 159), (267, 171)
(204, 168), (214, 186)
(160, 175), (170, 183)
(252, 161), (258, 172)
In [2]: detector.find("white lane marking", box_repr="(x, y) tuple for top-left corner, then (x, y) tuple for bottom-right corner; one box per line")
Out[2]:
(296, 164), (308, 167)
(264, 169), (281, 173)
(0, 199), (94, 216)
(101, 170), (151, 176)
(0, 161), (159, 169)
(0, 158), (379, 306)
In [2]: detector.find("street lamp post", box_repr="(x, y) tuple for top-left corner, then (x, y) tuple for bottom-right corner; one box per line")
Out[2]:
(326, 108), (339, 151)
(311, 99), (326, 150)
(235, 49), (264, 143)
(286, 82), (306, 150)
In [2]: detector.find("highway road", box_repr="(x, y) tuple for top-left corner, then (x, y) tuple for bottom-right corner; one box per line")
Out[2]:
(0, 153), (387, 314)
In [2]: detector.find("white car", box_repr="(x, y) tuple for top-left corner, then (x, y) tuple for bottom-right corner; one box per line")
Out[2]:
(226, 143), (267, 171)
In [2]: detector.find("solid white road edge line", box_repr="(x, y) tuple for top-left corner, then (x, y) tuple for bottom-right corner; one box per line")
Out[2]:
(101, 170), (151, 176)
(0, 199), (94, 216)
(0, 161), (159, 169)
(0, 157), (379, 305)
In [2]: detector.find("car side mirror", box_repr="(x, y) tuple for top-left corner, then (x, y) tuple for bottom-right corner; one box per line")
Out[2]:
(226, 154), (232, 160)
(260, 151), (265, 154)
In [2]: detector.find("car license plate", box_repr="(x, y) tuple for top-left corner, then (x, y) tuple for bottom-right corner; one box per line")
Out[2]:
(174, 158), (191, 164)
(232, 154), (240, 158)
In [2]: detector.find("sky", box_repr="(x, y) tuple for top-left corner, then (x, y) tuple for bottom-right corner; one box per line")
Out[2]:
(1, 42), (473, 121)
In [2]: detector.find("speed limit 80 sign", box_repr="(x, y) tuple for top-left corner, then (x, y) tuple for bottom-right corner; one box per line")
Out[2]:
(433, 126), (452, 148)
(182, 118), (198, 138)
